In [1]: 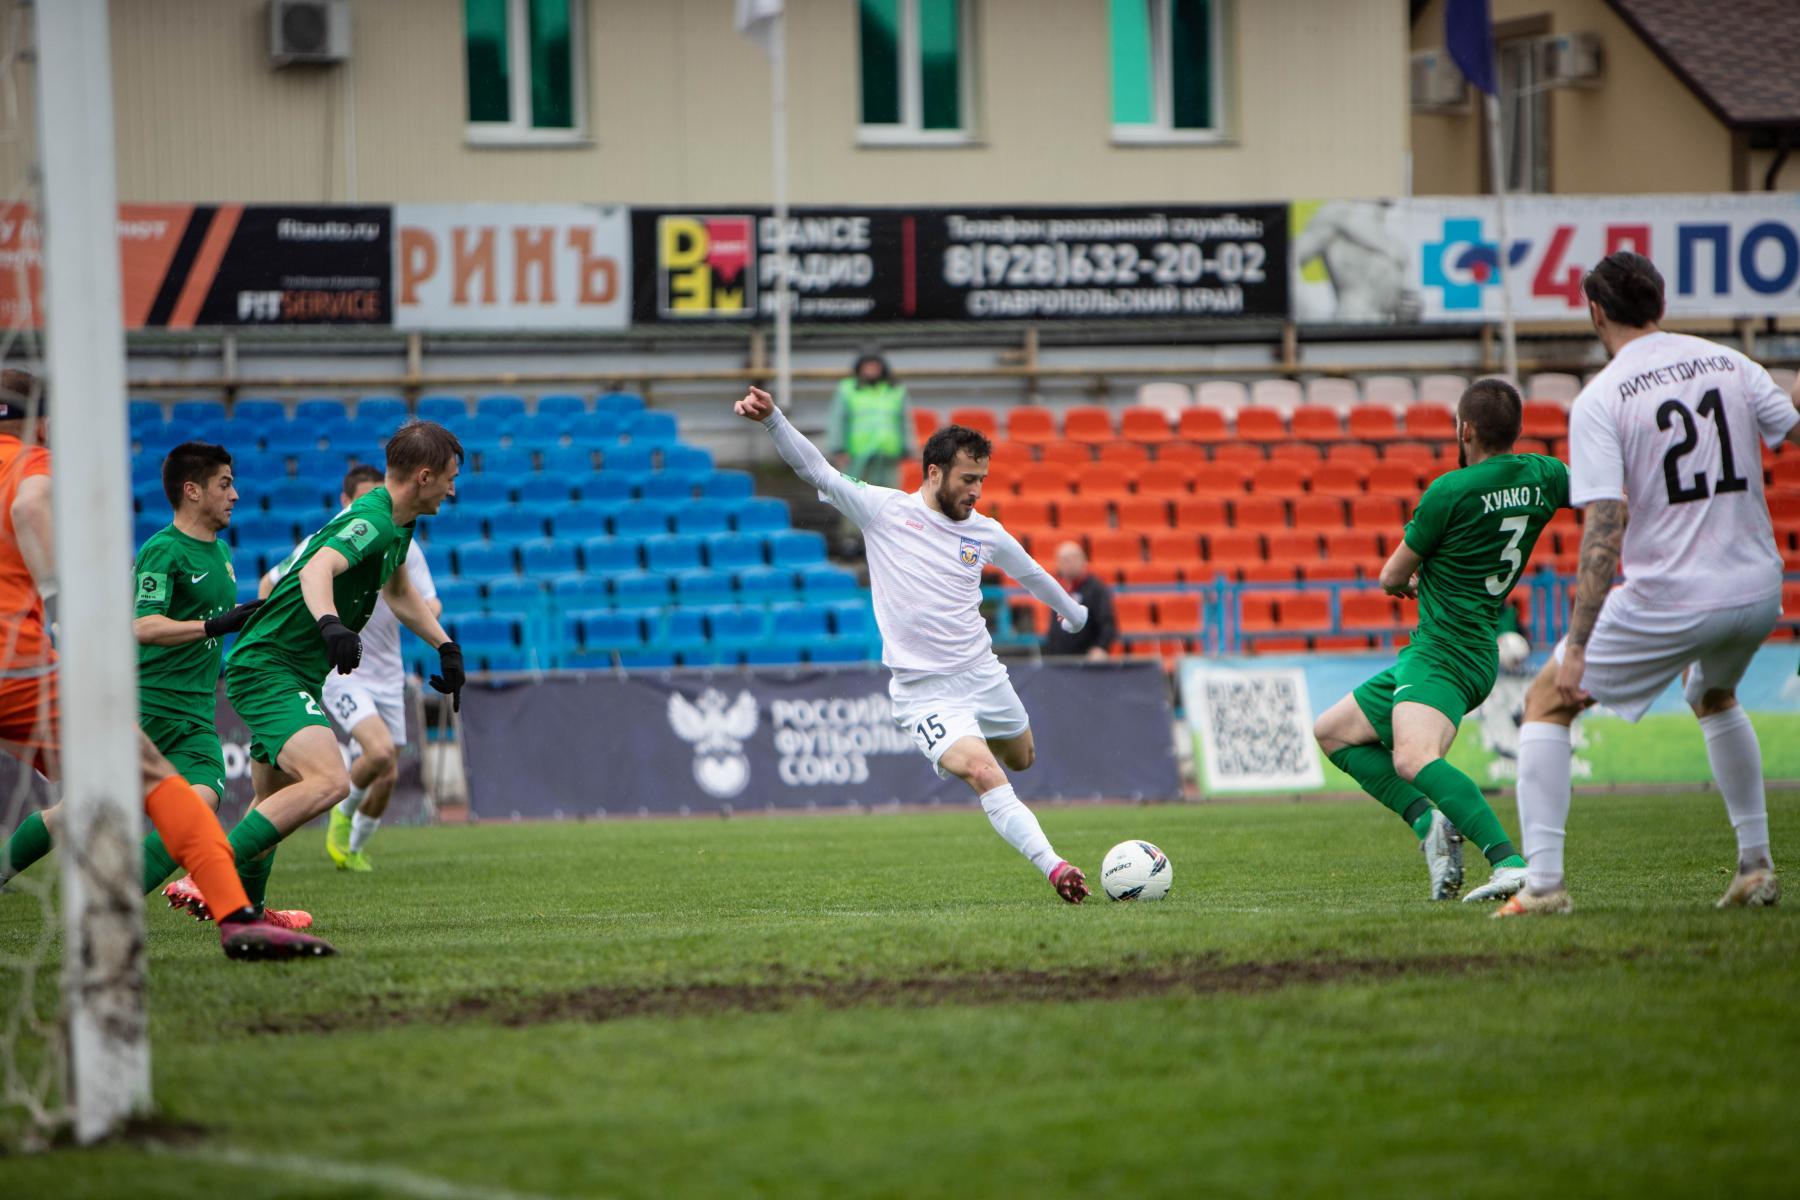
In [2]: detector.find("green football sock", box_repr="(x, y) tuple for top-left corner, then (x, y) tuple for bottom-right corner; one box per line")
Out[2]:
(1413, 759), (1520, 865)
(140, 831), (179, 895)
(225, 810), (286, 913)
(1328, 745), (1435, 839)
(239, 847), (276, 914)
(0, 811), (51, 883)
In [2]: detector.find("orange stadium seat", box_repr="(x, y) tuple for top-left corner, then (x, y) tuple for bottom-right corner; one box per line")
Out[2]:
(1015, 463), (1076, 496)
(1521, 402), (1569, 440)
(1311, 462), (1367, 496)
(1267, 530), (1323, 562)
(1544, 508), (1581, 553)
(948, 407), (999, 438)
(1238, 592), (1282, 634)
(1148, 529), (1201, 561)
(1116, 496), (1172, 529)
(1119, 561), (1185, 586)
(1175, 408), (1229, 443)
(1053, 495), (1110, 531)
(1268, 443), (1324, 466)
(1365, 464), (1422, 500)
(1350, 495), (1405, 529)
(1098, 441), (1150, 467)
(1291, 495), (1346, 530)
(1192, 463), (1251, 497)
(1114, 595), (1159, 635)
(1242, 561), (1295, 584)
(1278, 592), (1333, 631)
(1121, 406), (1174, 444)
(1063, 406), (1115, 445)
(1326, 528), (1385, 565)
(1089, 530), (1144, 568)
(1768, 493), (1800, 524)
(1208, 529), (1264, 563)
(1040, 442), (1089, 467)
(1232, 495), (1288, 531)
(1136, 462), (1192, 497)
(912, 409), (939, 442)
(1314, 634), (1373, 652)
(1289, 406), (1345, 442)
(1007, 406), (1058, 446)
(988, 496), (1048, 527)
(1773, 457), (1800, 490)
(1403, 404), (1456, 440)
(1340, 591), (1402, 633)
(1156, 595), (1203, 634)
(1078, 461), (1136, 499)
(1347, 405), (1402, 441)
(1158, 441), (1210, 465)
(1383, 442), (1436, 469)
(1250, 637), (1311, 654)
(1249, 462), (1309, 497)
(1515, 437), (1554, 456)
(1325, 442), (1380, 467)
(1212, 443), (1265, 467)
(1235, 408), (1287, 442)
(1300, 559), (1363, 583)
(1009, 523), (1058, 556)
(900, 461), (923, 491)
(1173, 496), (1228, 531)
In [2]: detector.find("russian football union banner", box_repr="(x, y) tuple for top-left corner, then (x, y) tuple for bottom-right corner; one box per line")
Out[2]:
(394, 204), (630, 331)
(457, 662), (1182, 817)
(1290, 194), (1800, 324)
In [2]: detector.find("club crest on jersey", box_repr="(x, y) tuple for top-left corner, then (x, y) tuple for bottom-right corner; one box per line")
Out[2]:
(958, 537), (981, 566)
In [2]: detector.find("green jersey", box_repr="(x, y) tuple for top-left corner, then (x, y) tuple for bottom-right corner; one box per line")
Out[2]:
(229, 487), (413, 684)
(1401, 453), (1569, 652)
(133, 525), (239, 722)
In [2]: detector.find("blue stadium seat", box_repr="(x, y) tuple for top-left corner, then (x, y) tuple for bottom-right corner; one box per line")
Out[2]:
(129, 400), (163, 427)
(611, 570), (671, 609)
(613, 507), (672, 538)
(536, 393), (588, 418)
(265, 479), (332, 512)
(487, 508), (545, 543)
(734, 497), (790, 533)
(505, 414), (564, 453)
(479, 648), (534, 673)
(768, 529), (827, 567)
(643, 533), (705, 573)
(234, 513), (297, 548)
(132, 478), (167, 514)
(580, 536), (641, 573)
(450, 476), (511, 511)
(771, 603), (831, 645)
(551, 575), (611, 610)
(736, 566), (796, 603)
(263, 424), (320, 456)
(292, 398), (348, 425)
(516, 476), (573, 506)
(581, 473), (637, 502)
(565, 411), (625, 444)
(653, 610), (710, 661)
(355, 395), (408, 423)
(417, 395), (469, 423)
(624, 410), (680, 445)
(343, 414), (401, 453)
(135, 428), (181, 461)
(708, 607), (769, 656)
(618, 649), (677, 670)
(602, 443), (656, 473)
(456, 542), (517, 583)
(578, 611), (644, 655)
(188, 419), (232, 448)
(642, 473), (698, 501)
(546, 503), (609, 541)
(132, 512), (166, 547)
(673, 503), (732, 537)
(596, 391), (645, 417)
(476, 394), (527, 421)
(662, 444), (714, 474)
(521, 538), (579, 576)
(433, 578), (483, 612)
(171, 399), (226, 425)
(443, 412), (502, 445)
(233, 398), (287, 426)
(422, 511), (487, 546)
(235, 576), (262, 604)
(452, 612), (519, 652)
(744, 644), (803, 666)
(671, 568), (734, 607)
(826, 602), (876, 640)
(541, 445), (595, 476)
(293, 448), (350, 484)
(484, 577), (545, 613)
(703, 532), (764, 571)
(799, 563), (861, 600)
(476, 446), (532, 475)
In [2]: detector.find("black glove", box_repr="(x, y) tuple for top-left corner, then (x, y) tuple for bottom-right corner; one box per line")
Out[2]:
(204, 599), (263, 639)
(317, 614), (362, 675)
(428, 641), (464, 712)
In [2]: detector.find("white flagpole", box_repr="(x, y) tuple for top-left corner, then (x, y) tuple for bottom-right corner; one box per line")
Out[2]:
(1485, 92), (1520, 384)
(770, 13), (792, 407)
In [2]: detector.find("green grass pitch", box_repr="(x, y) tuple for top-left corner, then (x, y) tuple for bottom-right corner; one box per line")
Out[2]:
(3, 790), (1797, 1198)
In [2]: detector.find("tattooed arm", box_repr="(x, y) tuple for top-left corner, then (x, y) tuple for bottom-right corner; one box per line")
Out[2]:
(1556, 498), (1627, 705)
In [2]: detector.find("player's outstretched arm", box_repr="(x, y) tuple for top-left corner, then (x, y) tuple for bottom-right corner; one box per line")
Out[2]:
(383, 567), (463, 709)
(737, 385), (889, 527)
(133, 605), (261, 647)
(1377, 542), (1424, 599)
(989, 530), (1087, 634)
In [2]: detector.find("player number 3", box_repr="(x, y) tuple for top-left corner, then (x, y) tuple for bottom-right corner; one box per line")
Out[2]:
(1485, 515), (1529, 596)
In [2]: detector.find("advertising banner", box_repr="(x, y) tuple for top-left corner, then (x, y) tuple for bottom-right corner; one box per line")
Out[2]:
(394, 204), (630, 331)
(0, 203), (391, 329)
(458, 661), (1181, 817)
(1291, 194), (1800, 324)
(1178, 646), (1800, 794)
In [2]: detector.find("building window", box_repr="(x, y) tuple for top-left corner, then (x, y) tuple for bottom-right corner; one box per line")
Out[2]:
(1497, 39), (1549, 192)
(858, 0), (973, 143)
(465, 0), (584, 143)
(1109, 0), (1224, 142)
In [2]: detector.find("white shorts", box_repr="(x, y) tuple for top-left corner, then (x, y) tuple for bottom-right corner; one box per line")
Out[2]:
(1554, 589), (1782, 723)
(322, 674), (408, 747)
(889, 656), (1031, 779)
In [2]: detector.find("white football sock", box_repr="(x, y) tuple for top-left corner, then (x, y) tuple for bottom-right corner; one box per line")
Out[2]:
(979, 784), (1060, 878)
(338, 782), (368, 819)
(1699, 707), (1771, 869)
(348, 812), (380, 854)
(1517, 722), (1572, 894)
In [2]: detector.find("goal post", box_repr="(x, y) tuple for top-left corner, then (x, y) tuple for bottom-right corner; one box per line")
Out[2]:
(34, 0), (150, 1143)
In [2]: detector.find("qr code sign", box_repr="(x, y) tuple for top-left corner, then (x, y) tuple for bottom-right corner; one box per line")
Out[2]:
(1187, 668), (1324, 792)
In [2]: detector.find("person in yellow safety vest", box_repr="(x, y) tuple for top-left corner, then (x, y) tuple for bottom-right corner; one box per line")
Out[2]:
(826, 352), (915, 490)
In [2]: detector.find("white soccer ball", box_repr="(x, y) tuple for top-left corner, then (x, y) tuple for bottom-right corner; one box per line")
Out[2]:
(1497, 631), (1531, 670)
(1100, 840), (1173, 902)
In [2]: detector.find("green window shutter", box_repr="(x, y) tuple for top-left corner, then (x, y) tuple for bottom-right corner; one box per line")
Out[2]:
(918, 0), (961, 130)
(1169, 0), (1213, 129)
(1109, 0), (1153, 125)
(528, 0), (575, 129)
(860, 0), (901, 125)
(465, 0), (511, 123)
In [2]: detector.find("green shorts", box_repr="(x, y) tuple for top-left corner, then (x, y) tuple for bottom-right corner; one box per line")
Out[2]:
(141, 713), (227, 801)
(1351, 643), (1494, 749)
(225, 664), (329, 767)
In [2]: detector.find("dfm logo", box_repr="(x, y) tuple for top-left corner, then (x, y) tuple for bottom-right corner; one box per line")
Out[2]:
(1421, 217), (1530, 310)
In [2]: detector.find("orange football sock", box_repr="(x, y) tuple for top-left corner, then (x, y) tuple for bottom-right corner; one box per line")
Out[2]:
(143, 775), (250, 919)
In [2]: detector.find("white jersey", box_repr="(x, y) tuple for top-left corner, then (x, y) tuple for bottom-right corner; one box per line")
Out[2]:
(269, 532), (437, 696)
(1570, 331), (1797, 611)
(762, 410), (1083, 675)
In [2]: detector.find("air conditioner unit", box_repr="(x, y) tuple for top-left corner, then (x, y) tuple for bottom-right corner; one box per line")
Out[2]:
(1537, 33), (1603, 87)
(1411, 50), (1468, 111)
(269, 0), (349, 67)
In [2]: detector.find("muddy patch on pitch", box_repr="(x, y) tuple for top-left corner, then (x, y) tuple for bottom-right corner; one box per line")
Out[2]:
(243, 955), (1504, 1035)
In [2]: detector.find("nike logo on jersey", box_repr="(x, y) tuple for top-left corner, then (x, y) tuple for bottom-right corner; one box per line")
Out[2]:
(190, 573), (209, 583)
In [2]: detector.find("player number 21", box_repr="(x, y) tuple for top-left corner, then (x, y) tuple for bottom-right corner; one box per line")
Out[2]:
(1485, 515), (1529, 596)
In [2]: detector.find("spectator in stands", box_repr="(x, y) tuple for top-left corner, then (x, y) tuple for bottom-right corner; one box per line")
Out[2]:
(827, 352), (914, 489)
(1043, 542), (1115, 660)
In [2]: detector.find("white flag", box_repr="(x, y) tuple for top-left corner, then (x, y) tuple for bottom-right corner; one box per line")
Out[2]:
(735, 0), (782, 55)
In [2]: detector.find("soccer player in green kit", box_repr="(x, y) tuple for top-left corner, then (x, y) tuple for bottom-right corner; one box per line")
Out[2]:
(164, 421), (465, 925)
(1314, 379), (1568, 902)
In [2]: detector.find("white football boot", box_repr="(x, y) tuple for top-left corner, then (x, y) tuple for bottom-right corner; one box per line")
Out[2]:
(1421, 811), (1464, 901)
(1462, 865), (1529, 903)
(1716, 867), (1780, 908)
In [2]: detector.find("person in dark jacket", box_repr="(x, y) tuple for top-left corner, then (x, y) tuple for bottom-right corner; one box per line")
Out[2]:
(1042, 542), (1116, 659)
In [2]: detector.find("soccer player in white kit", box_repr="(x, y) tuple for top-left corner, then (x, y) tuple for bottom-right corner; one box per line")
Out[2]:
(1498, 251), (1800, 917)
(737, 385), (1095, 903)
(261, 464), (441, 872)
